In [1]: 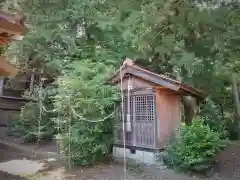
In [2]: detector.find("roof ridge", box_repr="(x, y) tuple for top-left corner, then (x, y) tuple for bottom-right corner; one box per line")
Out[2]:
(129, 63), (182, 84)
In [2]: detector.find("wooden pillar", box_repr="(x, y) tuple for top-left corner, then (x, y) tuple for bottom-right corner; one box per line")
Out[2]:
(0, 77), (4, 95)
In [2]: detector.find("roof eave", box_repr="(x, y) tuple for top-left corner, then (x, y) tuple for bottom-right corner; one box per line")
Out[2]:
(108, 64), (130, 84)
(108, 61), (204, 99)
(180, 84), (205, 99)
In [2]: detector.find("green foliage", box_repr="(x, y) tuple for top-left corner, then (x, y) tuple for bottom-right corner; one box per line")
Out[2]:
(57, 119), (113, 165)
(199, 99), (228, 139)
(164, 117), (225, 173)
(8, 101), (55, 142)
(199, 98), (240, 140)
(52, 57), (119, 165)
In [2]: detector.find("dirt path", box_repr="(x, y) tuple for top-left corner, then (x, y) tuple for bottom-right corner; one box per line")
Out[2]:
(0, 143), (210, 180)
(66, 163), (201, 180)
(214, 141), (240, 180)
(0, 133), (206, 180)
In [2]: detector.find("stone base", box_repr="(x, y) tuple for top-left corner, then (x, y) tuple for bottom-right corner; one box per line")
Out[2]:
(113, 146), (162, 165)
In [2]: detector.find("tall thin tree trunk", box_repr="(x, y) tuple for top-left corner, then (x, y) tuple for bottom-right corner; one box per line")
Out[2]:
(232, 74), (240, 138)
(182, 96), (198, 125)
(238, 85), (240, 99)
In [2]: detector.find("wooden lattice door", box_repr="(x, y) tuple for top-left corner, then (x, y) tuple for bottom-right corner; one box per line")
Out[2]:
(134, 94), (156, 148)
(115, 93), (156, 148)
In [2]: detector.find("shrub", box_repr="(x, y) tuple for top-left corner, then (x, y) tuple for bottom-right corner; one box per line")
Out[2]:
(57, 119), (113, 165)
(53, 60), (118, 166)
(8, 101), (56, 142)
(164, 116), (225, 173)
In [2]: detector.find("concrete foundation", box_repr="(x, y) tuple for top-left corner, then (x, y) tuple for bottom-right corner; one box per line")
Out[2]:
(113, 146), (160, 165)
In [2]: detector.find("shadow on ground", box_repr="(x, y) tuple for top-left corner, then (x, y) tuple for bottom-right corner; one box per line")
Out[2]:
(0, 171), (28, 180)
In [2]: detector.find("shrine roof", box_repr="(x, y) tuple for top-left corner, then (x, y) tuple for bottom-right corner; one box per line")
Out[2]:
(110, 58), (204, 98)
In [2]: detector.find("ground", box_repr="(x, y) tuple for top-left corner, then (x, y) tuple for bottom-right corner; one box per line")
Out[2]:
(214, 141), (240, 180)
(0, 142), (198, 180)
(0, 138), (239, 180)
(0, 143), (29, 180)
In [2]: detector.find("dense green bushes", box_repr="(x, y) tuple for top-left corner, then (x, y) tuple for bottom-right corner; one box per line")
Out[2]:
(57, 120), (113, 165)
(199, 99), (239, 140)
(199, 99), (228, 139)
(8, 101), (56, 142)
(52, 60), (118, 165)
(164, 117), (225, 173)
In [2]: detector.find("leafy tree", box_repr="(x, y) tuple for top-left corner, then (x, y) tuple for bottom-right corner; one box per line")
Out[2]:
(8, 97), (56, 142)
(52, 58), (119, 165)
(95, 0), (240, 126)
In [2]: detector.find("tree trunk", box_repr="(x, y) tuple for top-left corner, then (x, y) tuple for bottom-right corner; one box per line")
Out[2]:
(232, 74), (240, 138)
(219, 103), (224, 121)
(182, 96), (198, 125)
(238, 85), (240, 100)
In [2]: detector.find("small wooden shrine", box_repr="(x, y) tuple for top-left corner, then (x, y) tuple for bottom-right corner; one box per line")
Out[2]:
(111, 58), (203, 164)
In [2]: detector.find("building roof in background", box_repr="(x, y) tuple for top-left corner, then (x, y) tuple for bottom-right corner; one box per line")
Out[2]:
(0, 10), (27, 76)
(0, 10), (26, 34)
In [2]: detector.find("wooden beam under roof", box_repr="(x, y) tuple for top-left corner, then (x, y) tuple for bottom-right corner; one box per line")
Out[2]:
(0, 56), (18, 76)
